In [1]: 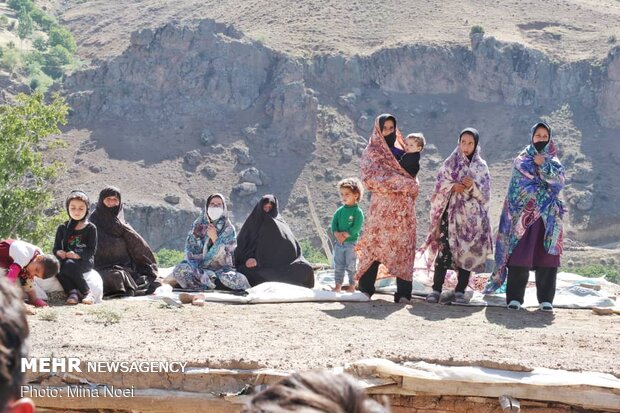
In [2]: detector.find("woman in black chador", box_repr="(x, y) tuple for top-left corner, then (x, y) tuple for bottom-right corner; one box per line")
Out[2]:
(235, 195), (314, 288)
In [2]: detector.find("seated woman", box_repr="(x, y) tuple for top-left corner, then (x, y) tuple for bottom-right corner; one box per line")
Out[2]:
(171, 193), (250, 291)
(90, 186), (161, 297)
(235, 195), (314, 288)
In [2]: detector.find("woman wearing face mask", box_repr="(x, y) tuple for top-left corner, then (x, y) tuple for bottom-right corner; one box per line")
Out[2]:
(355, 114), (419, 303)
(90, 186), (161, 297)
(171, 193), (251, 292)
(484, 122), (565, 312)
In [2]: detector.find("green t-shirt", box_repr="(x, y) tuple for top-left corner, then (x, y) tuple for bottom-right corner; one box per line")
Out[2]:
(330, 204), (364, 243)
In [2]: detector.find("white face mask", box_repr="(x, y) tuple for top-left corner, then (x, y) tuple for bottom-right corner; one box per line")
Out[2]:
(207, 206), (224, 221)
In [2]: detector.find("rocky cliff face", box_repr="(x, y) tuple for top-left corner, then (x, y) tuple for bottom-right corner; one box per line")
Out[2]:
(61, 20), (620, 250)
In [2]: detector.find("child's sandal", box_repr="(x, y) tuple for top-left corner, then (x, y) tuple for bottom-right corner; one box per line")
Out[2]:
(507, 300), (522, 310)
(66, 290), (80, 305)
(81, 292), (95, 305)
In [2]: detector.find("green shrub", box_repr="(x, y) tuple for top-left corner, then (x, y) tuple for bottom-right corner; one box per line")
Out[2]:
(0, 15), (9, 29)
(32, 35), (47, 51)
(561, 263), (620, 285)
(0, 48), (22, 72)
(155, 248), (185, 267)
(30, 8), (57, 31)
(48, 26), (76, 53)
(299, 239), (329, 264)
(470, 25), (485, 36)
(43, 45), (72, 79)
(8, 0), (35, 15)
(17, 13), (33, 41)
(28, 70), (54, 92)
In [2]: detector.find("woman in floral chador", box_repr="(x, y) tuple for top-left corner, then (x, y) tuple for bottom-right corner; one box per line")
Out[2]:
(484, 122), (565, 312)
(419, 128), (493, 304)
(355, 114), (419, 303)
(172, 193), (250, 291)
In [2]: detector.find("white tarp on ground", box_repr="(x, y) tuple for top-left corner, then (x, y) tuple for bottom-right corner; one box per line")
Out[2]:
(316, 270), (617, 308)
(34, 270), (104, 304)
(131, 281), (370, 304)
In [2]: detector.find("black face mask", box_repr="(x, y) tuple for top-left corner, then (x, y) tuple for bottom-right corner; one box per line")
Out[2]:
(534, 140), (549, 152)
(106, 205), (121, 217)
(384, 132), (397, 148)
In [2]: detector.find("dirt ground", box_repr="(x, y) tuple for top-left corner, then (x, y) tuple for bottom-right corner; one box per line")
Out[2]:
(27, 295), (620, 378)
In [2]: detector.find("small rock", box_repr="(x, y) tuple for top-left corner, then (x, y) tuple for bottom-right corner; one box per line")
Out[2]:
(89, 165), (103, 173)
(201, 166), (217, 179)
(233, 182), (257, 197)
(575, 191), (594, 212)
(164, 194), (180, 205)
(200, 130), (215, 146)
(425, 144), (439, 155)
(233, 147), (254, 165)
(240, 167), (263, 185)
(324, 168), (335, 181)
(184, 150), (203, 169)
(357, 115), (371, 132)
(193, 197), (207, 209)
(341, 147), (354, 162)
(211, 144), (225, 154)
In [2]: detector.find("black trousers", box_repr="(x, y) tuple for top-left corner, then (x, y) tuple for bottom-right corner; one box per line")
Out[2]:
(358, 261), (412, 302)
(506, 266), (557, 305)
(432, 266), (471, 294)
(56, 259), (90, 295)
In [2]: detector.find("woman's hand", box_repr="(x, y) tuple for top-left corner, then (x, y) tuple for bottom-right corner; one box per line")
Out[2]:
(66, 251), (81, 260)
(452, 183), (466, 193)
(534, 154), (545, 166)
(207, 224), (218, 243)
(462, 176), (473, 189)
(246, 258), (258, 268)
(56, 250), (67, 259)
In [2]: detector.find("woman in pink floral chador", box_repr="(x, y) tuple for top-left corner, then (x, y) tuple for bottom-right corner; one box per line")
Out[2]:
(355, 114), (419, 303)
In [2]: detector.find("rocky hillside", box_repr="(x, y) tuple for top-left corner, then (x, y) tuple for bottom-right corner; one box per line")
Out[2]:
(47, 16), (620, 255)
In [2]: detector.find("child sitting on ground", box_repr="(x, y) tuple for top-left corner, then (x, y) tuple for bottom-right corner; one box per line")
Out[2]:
(0, 239), (59, 307)
(53, 190), (98, 305)
(331, 178), (365, 293)
(400, 132), (425, 177)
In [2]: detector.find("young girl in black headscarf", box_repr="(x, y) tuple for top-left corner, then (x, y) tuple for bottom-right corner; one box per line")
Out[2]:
(53, 190), (98, 304)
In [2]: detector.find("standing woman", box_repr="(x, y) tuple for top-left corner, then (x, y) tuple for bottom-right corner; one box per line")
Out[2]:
(355, 114), (419, 303)
(419, 128), (493, 303)
(484, 122), (565, 311)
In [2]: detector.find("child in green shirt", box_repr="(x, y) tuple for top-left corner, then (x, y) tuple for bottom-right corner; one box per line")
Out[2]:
(331, 178), (365, 292)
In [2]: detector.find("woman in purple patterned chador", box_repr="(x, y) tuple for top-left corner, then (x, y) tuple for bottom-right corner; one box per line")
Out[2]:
(418, 128), (493, 304)
(484, 121), (565, 312)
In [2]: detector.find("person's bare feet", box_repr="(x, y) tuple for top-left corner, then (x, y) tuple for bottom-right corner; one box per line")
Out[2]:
(345, 283), (357, 293)
(332, 284), (342, 293)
